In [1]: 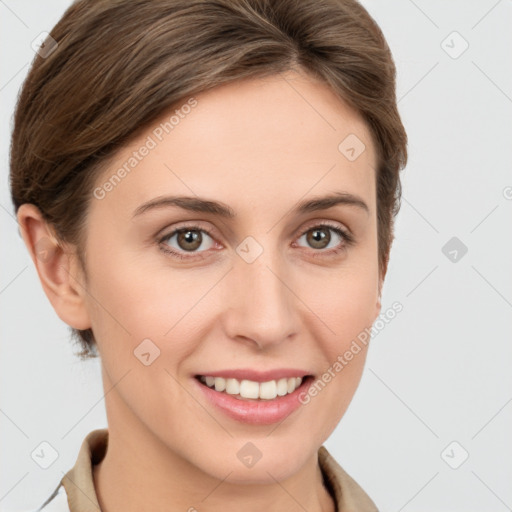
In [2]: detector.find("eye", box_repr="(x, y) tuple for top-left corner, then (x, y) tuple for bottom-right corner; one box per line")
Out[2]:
(157, 222), (355, 261)
(158, 224), (216, 260)
(295, 223), (355, 257)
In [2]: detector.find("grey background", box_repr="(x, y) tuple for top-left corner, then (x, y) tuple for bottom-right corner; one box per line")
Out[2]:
(1, 1), (511, 510)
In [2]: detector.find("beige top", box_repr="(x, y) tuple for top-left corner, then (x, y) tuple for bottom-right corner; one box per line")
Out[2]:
(36, 429), (379, 512)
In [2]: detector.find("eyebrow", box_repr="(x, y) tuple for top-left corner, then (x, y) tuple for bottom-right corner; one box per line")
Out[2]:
(132, 192), (369, 219)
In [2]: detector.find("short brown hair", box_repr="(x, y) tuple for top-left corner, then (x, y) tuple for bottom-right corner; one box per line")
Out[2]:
(9, 0), (407, 359)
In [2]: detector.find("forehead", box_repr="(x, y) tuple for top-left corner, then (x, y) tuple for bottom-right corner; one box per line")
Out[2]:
(91, 71), (377, 220)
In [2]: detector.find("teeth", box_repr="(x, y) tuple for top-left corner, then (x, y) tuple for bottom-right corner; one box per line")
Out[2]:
(225, 378), (240, 395)
(240, 379), (259, 399)
(199, 375), (304, 400)
(259, 380), (277, 400)
(214, 377), (226, 392)
(276, 378), (288, 396)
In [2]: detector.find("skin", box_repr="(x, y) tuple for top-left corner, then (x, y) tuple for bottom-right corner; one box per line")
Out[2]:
(18, 69), (384, 512)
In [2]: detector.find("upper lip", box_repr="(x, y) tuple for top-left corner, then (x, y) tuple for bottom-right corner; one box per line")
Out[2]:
(195, 368), (313, 382)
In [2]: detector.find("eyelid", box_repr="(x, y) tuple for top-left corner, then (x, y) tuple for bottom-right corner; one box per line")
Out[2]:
(157, 222), (218, 246)
(157, 220), (216, 240)
(296, 218), (351, 238)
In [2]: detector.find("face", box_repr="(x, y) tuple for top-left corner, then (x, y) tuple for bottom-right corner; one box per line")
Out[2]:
(77, 70), (382, 482)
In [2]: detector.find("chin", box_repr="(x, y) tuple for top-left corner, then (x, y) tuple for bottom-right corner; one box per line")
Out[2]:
(191, 438), (317, 484)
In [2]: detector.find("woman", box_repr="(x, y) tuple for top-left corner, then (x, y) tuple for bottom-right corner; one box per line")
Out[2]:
(10, 0), (407, 510)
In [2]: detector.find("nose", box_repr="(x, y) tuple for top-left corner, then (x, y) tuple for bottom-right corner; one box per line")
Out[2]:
(222, 247), (300, 350)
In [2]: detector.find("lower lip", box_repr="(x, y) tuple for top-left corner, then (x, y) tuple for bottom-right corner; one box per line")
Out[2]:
(193, 376), (314, 425)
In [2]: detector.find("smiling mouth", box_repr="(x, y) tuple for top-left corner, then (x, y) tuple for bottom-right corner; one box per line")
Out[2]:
(195, 374), (312, 401)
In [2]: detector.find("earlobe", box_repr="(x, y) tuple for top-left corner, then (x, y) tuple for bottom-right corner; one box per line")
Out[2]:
(374, 276), (383, 320)
(16, 203), (92, 330)
(374, 293), (382, 321)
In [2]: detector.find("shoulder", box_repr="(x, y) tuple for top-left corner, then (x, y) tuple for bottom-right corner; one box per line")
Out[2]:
(31, 484), (69, 512)
(318, 445), (379, 511)
(24, 428), (107, 512)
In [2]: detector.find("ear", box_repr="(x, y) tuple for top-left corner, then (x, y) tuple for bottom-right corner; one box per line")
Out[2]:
(374, 262), (387, 322)
(17, 203), (92, 330)
(371, 280), (382, 324)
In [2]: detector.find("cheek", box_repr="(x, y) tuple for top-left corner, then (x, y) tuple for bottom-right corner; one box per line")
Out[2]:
(308, 271), (375, 372)
(84, 244), (211, 364)
(83, 251), (203, 430)
(294, 248), (378, 422)
(300, 260), (379, 350)
(299, 271), (376, 440)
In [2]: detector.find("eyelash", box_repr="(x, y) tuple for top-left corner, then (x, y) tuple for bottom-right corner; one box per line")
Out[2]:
(157, 222), (355, 261)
